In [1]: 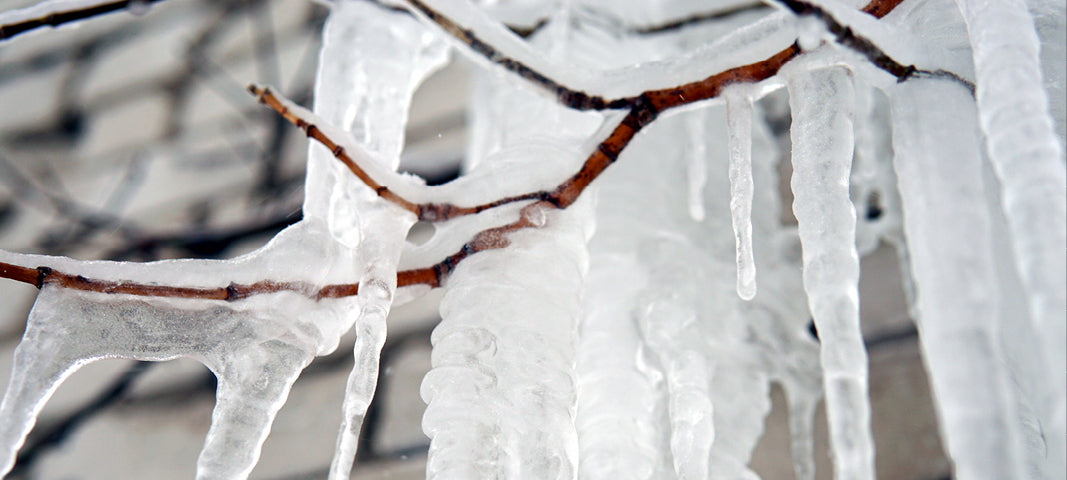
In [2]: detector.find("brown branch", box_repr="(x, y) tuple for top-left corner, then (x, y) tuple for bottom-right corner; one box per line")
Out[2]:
(0, 0), (170, 41)
(247, 85), (422, 216)
(0, 202), (549, 301)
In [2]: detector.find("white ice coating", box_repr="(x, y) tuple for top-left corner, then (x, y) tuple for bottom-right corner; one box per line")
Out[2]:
(952, 1), (1067, 471)
(888, 80), (1030, 480)
(397, 0), (800, 99)
(724, 85), (758, 301)
(786, 64), (874, 480)
(0, 0), (446, 478)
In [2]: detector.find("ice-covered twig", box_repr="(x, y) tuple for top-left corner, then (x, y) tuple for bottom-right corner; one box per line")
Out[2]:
(0, 0), (169, 41)
(772, 0), (976, 94)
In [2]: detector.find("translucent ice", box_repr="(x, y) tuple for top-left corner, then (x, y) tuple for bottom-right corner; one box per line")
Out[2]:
(685, 113), (708, 222)
(724, 85), (758, 301)
(953, 2), (1067, 469)
(787, 64), (874, 480)
(0, 219), (354, 479)
(421, 198), (593, 479)
(309, 3), (446, 477)
(889, 79), (1029, 480)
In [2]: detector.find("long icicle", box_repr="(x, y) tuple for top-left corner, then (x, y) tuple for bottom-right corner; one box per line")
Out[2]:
(888, 79), (1028, 480)
(724, 85), (758, 301)
(787, 64), (875, 480)
(952, 1), (1067, 473)
(313, 2), (448, 478)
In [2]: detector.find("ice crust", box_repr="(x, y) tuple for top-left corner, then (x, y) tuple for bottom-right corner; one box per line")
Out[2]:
(0, 0), (1064, 479)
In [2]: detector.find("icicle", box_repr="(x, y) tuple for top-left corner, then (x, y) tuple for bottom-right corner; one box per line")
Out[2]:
(422, 200), (592, 480)
(303, 0), (448, 222)
(887, 79), (1028, 480)
(0, 283), (327, 480)
(724, 86), (757, 301)
(638, 300), (715, 480)
(309, 2), (446, 477)
(575, 254), (663, 480)
(685, 112), (708, 222)
(953, 1), (1067, 471)
(328, 212), (410, 480)
(786, 65), (875, 480)
(784, 382), (820, 480)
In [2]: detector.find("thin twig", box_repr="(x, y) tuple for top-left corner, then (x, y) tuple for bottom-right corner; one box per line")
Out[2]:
(0, 0), (170, 41)
(775, 0), (976, 94)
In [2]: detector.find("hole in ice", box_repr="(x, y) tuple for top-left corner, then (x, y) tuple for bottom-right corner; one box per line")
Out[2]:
(864, 192), (883, 221)
(806, 320), (819, 341)
(406, 221), (435, 246)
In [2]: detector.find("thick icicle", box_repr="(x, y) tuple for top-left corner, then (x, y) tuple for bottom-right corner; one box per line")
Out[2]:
(575, 253), (663, 480)
(952, 1), (1067, 471)
(638, 300), (716, 480)
(724, 86), (758, 301)
(786, 65), (875, 480)
(421, 199), (592, 479)
(309, 3), (447, 477)
(888, 79), (1028, 480)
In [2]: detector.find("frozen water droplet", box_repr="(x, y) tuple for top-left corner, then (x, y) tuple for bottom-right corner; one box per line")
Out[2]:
(127, 0), (151, 17)
(364, 279), (391, 301)
(797, 15), (824, 52)
(523, 204), (548, 227)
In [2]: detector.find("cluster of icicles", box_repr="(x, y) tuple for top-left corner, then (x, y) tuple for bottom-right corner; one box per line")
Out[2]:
(0, 0), (1063, 478)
